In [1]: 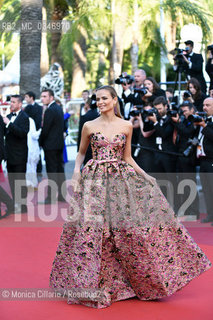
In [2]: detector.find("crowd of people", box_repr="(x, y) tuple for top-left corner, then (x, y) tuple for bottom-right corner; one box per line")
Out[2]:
(0, 89), (67, 218)
(0, 39), (213, 226)
(77, 40), (213, 225)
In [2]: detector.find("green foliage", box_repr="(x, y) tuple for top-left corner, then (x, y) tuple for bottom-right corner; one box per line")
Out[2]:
(0, 34), (19, 69)
(0, 0), (21, 43)
(58, 33), (74, 92)
(1, 0), (213, 92)
(163, 0), (213, 41)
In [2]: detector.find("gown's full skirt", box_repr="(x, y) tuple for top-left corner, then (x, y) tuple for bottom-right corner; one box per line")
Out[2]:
(49, 132), (211, 308)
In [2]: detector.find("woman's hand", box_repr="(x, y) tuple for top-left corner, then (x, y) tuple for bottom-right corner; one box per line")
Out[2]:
(71, 171), (81, 192)
(138, 171), (156, 186)
(144, 90), (152, 97)
(144, 173), (156, 186)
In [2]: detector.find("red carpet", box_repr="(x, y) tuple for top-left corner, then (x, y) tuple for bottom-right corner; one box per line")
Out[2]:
(0, 209), (213, 320)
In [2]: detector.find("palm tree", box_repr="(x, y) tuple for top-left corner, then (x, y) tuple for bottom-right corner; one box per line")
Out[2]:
(163, 0), (211, 50)
(40, 6), (49, 76)
(63, 0), (112, 96)
(19, 0), (42, 97)
(130, 0), (139, 73)
(1, 0), (213, 96)
(44, 0), (69, 64)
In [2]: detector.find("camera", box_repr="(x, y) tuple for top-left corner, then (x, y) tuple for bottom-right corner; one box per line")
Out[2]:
(183, 90), (192, 99)
(129, 109), (140, 117)
(167, 110), (178, 117)
(134, 87), (148, 96)
(188, 112), (207, 123)
(174, 47), (190, 59)
(183, 137), (199, 157)
(207, 44), (213, 55)
(142, 108), (157, 117)
(167, 103), (179, 117)
(115, 72), (134, 85)
(129, 105), (143, 117)
(173, 47), (190, 69)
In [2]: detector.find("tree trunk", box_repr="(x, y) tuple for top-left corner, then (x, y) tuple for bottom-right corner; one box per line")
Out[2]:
(130, 0), (139, 73)
(96, 47), (106, 87)
(20, 0), (42, 98)
(166, 20), (177, 65)
(109, 0), (128, 84)
(40, 6), (49, 76)
(50, 3), (68, 65)
(131, 43), (139, 74)
(71, 28), (87, 97)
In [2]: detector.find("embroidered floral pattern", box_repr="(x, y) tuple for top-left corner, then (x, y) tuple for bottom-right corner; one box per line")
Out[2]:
(50, 132), (211, 308)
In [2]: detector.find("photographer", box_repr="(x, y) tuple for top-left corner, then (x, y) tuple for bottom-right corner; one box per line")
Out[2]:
(171, 102), (198, 168)
(174, 40), (206, 94)
(171, 101), (200, 217)
(120, 69), (146, 119)
(142, 77), (166, 104)
(117, 70), (146, 157)
(147, 96), (178, 210)
(195, 97), (213, 224)
(132, 103), (157, 173)
(206, 45), (213, 91)
(166, 87), (178, 106)
(77, 97), (99, 165)
(128, 105), (142, 160)
(148, 96), (177, 173)
(184, 78), (207, 112)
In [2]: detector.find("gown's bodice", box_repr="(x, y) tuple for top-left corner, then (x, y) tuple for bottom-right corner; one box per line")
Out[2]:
(90, 132), (126, 162)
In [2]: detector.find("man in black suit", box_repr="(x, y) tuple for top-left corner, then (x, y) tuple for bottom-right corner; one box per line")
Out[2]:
(195, 97), (213, 224)
(171, 102), (200, 218)
(39, 89), (66, 204)
(134, 104), (157, 173)
(121, 69), (147, 119)
(175, 40), (206, 94)
(0, 115), (13, 219)
(148, 96), (177, 210)
(206, 48), (213, 91)
(24, 91), (42, 130)
(148, 96), (177, 173)
(121, 69), (147, 158)
(3, 95), (29, 214)
(80, 89), (90, 117)
(77, 97), (99, 165)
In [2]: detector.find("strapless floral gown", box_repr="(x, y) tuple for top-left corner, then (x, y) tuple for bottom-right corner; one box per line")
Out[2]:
(50, 132), (211, 308)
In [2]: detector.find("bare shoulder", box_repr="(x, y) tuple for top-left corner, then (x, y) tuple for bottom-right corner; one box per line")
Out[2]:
(83, 118), (101, 134)
(116, 118), (132, 134)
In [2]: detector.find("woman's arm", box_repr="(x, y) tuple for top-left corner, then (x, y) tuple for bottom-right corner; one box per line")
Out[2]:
(123, 123), (156, 185)
(71, 123), (91, 191)
(73, 123), (90, 172)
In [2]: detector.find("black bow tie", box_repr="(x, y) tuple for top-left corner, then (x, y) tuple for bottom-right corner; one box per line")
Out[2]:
(12, 112), (17, 116)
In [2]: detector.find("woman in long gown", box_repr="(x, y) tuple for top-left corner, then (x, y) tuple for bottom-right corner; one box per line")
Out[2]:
(49, 86), (211, 308)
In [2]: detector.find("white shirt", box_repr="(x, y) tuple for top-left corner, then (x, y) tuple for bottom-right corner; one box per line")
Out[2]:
(187, 52), (194, 69)
(6, 109), (22, 128)
(197, 127), (206, 157)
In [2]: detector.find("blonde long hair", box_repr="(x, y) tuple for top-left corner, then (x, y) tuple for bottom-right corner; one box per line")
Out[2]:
(96, 85), (122, 118)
